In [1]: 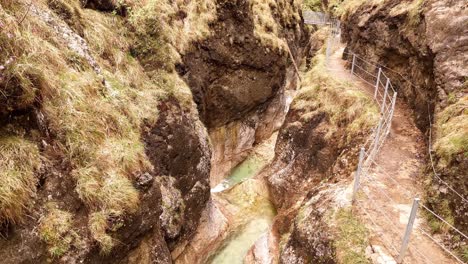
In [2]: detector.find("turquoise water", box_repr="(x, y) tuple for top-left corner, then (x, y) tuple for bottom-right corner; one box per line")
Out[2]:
(208, 154), (276, 263)
(211, 155), (266, 193)
(209, 217), (272, 264)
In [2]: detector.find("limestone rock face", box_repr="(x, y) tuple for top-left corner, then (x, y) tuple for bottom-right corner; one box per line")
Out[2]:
(262, 105), (362, 263)
(180, 0), (304, 129)
(209, 89), (296, 187)
(142, 98), (211, 248)
(179, 0), (307, 184)
(340, 0), (467, 238)
(0, 1), (212, 263)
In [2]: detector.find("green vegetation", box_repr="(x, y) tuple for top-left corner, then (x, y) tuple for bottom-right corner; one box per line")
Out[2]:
(328, 0), (383, 18)
(334, 208), (370, 264)
(389, 0), (426, 31)
(89, 210), (119, 254)
(406, 0), (425, 27)
(39, 206), (81, 257)
(292, 50), (379, 142)
(0, 134), (41, 223)
(303, 0), (322, 11)
(0, 0), (216, 253)
(433, 96), (468, 166)
(47, 0), (85, 34)
(251, 0), (301, 52)
(457, 245), (468, 263)
(424, 198), (454, 234)
(129, 0), (216, 73)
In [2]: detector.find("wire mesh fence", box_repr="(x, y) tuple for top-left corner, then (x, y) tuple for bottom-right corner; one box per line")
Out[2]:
(305, 10), (467, 263)
(303, 10), (330, 25)
(342, 51), (398, 169)
(346, 51), (467, 263)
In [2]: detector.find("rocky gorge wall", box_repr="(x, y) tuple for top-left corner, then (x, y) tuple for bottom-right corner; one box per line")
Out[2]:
(0, 0), (306, 263)
(0, 0), (215, 262)
(242, 27), (380, 263)
(338, 0), (467, 245)
(178, 0), (308, 186)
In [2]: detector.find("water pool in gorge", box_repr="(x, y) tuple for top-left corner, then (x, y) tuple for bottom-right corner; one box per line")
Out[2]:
(208, 134), (278, 263)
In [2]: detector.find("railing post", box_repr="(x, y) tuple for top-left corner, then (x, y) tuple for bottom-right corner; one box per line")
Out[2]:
(372, 118), (383, 158)
(385, 92), (397, 136)
(351, 54), (356, 75)
(374, 68), (381, 99)
(352, 147), (365, 202)
(398, 198), (420, 263)
(381, 78), (390, 114)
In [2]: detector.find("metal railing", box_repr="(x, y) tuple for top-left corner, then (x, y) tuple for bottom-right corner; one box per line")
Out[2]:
(302, 11), (341, 66)
(343, 51), (398, 173)
(325, 19), (341, 65)
(342, 51), (467, 263)
(303, 10), (329, 25)
(316, 17), (468, 262)
(303, 10), (341, 27)
(355, 156), (467, 263)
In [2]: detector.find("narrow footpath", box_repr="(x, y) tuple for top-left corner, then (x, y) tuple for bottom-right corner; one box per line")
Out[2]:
(328, 47), (456, 264)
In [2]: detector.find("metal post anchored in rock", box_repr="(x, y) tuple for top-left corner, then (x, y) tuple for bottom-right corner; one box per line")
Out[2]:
(372, 118), (383, 159)
(381, 78), (390, 114)
(375, 68), (382, 99)
(386, 92), (397, 136)
(352, 147), (366, 202)
(398, 197), (420, 263)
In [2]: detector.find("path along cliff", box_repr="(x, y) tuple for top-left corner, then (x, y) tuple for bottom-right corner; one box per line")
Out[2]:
(328, 46), (457, 263)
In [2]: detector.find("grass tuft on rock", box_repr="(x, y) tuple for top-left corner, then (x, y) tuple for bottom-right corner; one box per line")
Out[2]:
(0, 135), (41, 224)
(292, 51), (379, 140)
(89, 210), (120, 255)
(39, 206), (81, 258)
(424, 198), (454, 234)
(334, 208), (370, 264)
(328, 0), (384, 18)
(406, 0), (426, 27)
(250, 0), (302, 53)
(0, 0), (169, 249)
(303, 0), (322, 11)
(129, 0), (217, 74)
(434, 96), (468, 166)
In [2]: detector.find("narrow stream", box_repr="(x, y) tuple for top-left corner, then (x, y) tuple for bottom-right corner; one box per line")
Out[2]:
(210, 154), (266, 193)
(208, 134), (277, 263)
(208, 195), (275, 264)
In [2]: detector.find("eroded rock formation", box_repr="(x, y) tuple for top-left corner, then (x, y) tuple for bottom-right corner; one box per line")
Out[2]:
(0, 0), (306, 263)
(178, 0), (307, 186)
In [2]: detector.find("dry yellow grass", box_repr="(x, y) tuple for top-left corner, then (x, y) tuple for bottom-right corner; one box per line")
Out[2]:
(292, 51), (379, 141)
(39, 206), (81, 257)
(334, 209), (370, 264)
(129, 0), (217, 73)
(89, 210), (121, 254)
(328, 0), (384, 18)
(434, 96), (468, 166)
(250, 0), (302, 52)
(0, 0), (217, 255)
(0, 135), (41, 223)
